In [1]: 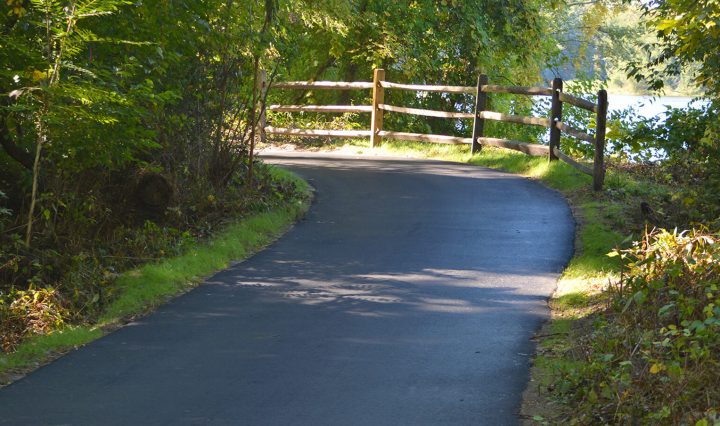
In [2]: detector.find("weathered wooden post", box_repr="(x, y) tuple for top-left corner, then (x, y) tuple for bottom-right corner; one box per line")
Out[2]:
(549, 77), (563, 161)
(471, 74), (488, 155)
(593, 89), (608, 191)
(371, 68), (385, 147)
(259, 69), (267, 145)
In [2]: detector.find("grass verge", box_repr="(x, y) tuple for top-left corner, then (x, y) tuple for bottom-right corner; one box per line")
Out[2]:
(0, 167), (311, 380)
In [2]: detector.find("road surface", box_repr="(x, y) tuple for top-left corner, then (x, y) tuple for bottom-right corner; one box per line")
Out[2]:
(0, 152), (574, 425)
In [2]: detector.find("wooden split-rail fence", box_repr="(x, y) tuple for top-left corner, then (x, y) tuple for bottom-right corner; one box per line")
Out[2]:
(262, 69), (608, 191)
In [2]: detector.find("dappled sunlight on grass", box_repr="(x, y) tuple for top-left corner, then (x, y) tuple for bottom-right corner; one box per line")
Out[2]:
(468, 147), (591, 192)
(552, 291), (603, 312)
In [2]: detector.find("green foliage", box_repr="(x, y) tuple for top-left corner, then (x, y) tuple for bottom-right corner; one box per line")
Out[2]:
(271, 0), (557, 137)
(605, 100), (718, 161)
(552, 229), (720, 424)
(1, 0), (151, 171)
(629, 0), (720, 99)
(601, 100), (720, 227)
(281, 0), (552, 83)
(0, 160), (306, 352)
(545, 1), (622, 79)
(0, 0), (293, 351)
(553, 2), (701, 96)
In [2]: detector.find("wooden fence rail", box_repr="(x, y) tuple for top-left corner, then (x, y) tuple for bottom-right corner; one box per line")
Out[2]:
(264, 69), (608, 190)
(272, 81), (374, 90)
(269, 105), (373, 113)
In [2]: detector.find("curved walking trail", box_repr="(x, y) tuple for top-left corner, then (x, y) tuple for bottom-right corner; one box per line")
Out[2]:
(0, 153), (574, 425)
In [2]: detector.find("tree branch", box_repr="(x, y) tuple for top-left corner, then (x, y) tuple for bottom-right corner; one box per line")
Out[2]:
(0, 116), (33, 170)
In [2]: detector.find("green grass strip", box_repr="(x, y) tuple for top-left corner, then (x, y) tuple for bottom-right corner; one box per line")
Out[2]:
(0, 167), (311, 376)
(0, 327), (104, 373)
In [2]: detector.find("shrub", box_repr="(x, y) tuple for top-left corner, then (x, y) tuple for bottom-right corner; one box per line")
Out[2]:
(555, 228), (720, 424)
(1, 287), (67, 352)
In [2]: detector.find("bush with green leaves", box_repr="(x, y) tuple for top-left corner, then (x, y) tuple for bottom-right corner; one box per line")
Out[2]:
(629, 0), (720, 100)
(605, 100), (718, 162)
(555, 228), (720, 424)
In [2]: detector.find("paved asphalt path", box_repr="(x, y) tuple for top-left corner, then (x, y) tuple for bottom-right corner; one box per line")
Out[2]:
(0, 152), (574, 425)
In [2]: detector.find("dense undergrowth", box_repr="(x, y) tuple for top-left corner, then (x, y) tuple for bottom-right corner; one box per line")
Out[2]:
(556, 228), (720, 424)
(0, 164), (309, 373)
(0, 164), (310, 365)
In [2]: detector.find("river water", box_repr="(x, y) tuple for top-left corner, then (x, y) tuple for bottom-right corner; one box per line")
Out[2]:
(604, 94), (711, 160)
(607, 94), (706, 118)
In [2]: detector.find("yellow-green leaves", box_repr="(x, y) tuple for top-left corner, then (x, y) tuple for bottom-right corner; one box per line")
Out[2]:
(657, 18), (678, 34)
(649, 363), (664, 374)
(642, 0), (720, 97)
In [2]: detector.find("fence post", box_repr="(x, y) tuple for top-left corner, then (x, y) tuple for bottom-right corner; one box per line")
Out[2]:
(471, 74), (488, 154)
(593, 89), (608, 191)
(371, 68), (385, 147)
(259, 69), (267, 145)
(549, 77), (563, 161)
